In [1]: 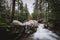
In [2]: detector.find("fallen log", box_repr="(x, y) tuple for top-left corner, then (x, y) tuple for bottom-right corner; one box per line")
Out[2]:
(11, 20), (38, 40)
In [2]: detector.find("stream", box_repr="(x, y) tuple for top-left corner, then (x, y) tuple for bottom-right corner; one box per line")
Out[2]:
(22, 23), (59, 40)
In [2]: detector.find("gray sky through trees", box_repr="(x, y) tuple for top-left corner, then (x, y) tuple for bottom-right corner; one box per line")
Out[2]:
(7, 0), (35, 14)
(22, 0), (35, 14)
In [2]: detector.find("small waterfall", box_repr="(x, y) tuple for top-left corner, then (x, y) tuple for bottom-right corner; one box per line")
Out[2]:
(32, 23), (59, 40)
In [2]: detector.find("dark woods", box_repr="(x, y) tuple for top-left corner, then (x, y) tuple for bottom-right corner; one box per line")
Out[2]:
(0, 0), (60, 40)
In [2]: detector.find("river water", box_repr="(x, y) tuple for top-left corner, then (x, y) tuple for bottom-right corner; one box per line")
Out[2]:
(22, 23), (59, 40)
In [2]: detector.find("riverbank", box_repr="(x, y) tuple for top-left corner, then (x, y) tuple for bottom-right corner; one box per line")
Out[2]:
(43, 22), (60, 37)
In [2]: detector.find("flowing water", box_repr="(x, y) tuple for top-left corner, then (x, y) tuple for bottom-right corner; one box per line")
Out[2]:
(22, 23), (59, 40)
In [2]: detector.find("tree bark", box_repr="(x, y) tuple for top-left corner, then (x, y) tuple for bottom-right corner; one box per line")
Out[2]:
(10, 0), (16, 23)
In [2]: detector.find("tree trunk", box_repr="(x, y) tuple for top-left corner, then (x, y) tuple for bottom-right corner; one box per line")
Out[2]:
(10, 0), (16, 23)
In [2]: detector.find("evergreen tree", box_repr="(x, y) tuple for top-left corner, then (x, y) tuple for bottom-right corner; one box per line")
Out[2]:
(32, 0), (39, 20)
(32, 0), (44, 20)
(47, 0), (60, 32)
(16, 0), (30, 22)
(0, 0), (10, 27)
(24, 4), (29, 21)
(18, 0), (24, 22)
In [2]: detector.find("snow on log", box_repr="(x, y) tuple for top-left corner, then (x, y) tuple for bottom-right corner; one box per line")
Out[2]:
(23, 20), (38, 27)
(12, 20), (23, 26)
(11, 20), (38, 27)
